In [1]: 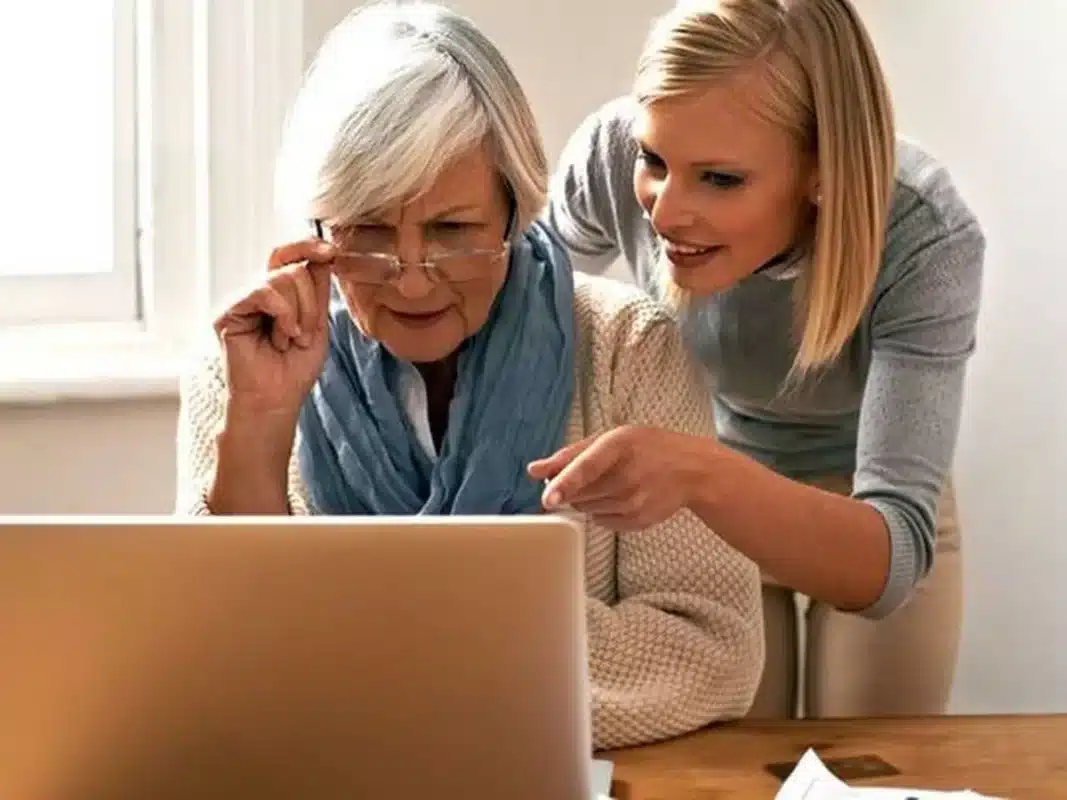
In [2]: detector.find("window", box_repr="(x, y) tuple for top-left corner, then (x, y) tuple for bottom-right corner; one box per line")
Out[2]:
(0, 1), (138, 326)
(0, 0), (304, 400)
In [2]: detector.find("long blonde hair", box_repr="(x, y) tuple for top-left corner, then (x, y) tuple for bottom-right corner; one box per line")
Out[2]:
(635, 0), (895, 373)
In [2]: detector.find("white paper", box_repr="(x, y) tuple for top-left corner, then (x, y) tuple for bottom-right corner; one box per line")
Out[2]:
(775, 749), (999, 800)
(590, 758), (613, 799)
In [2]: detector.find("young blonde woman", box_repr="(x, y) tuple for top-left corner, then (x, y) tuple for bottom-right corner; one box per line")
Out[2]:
(533, 0), (985, 718)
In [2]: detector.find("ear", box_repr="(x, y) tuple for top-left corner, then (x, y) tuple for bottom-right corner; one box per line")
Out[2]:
(806, 168), (822, 206)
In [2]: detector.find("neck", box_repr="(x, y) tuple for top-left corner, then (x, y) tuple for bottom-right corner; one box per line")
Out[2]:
(755, 249), (794, 274)
(416, 354), (460, 451)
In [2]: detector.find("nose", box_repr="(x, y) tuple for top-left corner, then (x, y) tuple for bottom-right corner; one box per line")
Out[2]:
(391, 226), (435, 299)
(394, 224), (424, 267)
(643, 175), (695, 236)
(392, 263), (435, 299)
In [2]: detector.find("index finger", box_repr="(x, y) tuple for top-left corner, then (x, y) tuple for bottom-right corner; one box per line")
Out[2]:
(527, 434), (597, 481)
(268, 239), (337, 271)
(542, 435), (620, 509)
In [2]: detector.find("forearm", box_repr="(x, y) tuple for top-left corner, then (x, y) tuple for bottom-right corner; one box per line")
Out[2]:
(586, 590), (760, 751)
(684, 439), (890, 612)
(206, 409), (297, 515)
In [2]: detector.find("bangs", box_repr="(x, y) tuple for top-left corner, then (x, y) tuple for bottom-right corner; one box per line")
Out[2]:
(314, 65), (491, 225)
(275, 0), (547, 238)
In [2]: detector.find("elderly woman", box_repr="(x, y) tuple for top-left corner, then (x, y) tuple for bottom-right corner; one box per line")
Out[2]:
(175, 1), (762, 750)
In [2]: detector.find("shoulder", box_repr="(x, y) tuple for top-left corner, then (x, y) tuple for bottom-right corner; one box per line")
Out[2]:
(566, 95), (640, 160)
(572, 271), (677, 350)
(570, 273), (715, 436)
(878, 138), (986, 291)
(556, 95), (642, 191)
(887, 138), (986, 250)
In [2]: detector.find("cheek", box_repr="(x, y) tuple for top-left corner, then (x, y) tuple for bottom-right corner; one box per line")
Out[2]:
(715, 185), (806, 249)
(336, 281), (379, 335)
(455, 270), (507, 333)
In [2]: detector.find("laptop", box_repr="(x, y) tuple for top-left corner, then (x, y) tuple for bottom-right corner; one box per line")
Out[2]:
(0, 516), (594, 799)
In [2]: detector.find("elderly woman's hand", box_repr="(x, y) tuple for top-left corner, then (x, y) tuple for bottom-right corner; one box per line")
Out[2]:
(213, 239), (337, 419)
(528, 425), (712, 531)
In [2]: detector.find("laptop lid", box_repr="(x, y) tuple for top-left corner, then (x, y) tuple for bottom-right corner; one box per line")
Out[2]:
(0, 516), (591, 799)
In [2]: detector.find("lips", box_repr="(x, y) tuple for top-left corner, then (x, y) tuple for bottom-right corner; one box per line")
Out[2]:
(660, 237), (724, 269)
(387, 308), (451, 328)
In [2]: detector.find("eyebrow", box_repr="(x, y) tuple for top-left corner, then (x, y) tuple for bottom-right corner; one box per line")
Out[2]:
(423, 203), (485, 221)
(354, 203), (486, 227)
(637, 139), (746, 172)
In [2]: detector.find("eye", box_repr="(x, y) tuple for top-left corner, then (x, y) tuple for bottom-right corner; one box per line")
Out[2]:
(429, 220), (485, 241)
(636, 148), (666, 171)
(701, 171), (745, 189)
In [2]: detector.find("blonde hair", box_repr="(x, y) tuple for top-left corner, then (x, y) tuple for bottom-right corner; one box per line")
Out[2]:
(275, 1), (547, 236)
(636, 0), (896, 373)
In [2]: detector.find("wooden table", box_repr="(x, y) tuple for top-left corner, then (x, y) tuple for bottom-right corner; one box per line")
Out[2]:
(603, 714), (1067, 799)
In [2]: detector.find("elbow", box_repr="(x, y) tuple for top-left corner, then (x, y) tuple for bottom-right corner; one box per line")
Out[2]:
(669, 613), (767, 734)
(588, 614), (765, 751)
(855, 497), (936, 620)
(714, 612), (766, 721)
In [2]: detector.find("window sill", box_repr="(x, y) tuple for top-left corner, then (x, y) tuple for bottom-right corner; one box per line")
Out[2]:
(0, 323), (186, 405)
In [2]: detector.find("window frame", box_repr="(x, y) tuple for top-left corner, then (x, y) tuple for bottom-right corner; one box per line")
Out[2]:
(0, 0), (305, 403)
(0, 0), (140, 327)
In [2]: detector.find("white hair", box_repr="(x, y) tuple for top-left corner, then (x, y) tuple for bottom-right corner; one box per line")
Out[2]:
(275, 1), (546, 236)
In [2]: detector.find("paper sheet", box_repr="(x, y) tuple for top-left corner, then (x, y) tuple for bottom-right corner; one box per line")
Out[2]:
(590, 758), (613, 799)
(775, 749), (999, 800)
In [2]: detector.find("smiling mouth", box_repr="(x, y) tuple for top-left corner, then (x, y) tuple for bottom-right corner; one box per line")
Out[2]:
(661, 238), (724, 267)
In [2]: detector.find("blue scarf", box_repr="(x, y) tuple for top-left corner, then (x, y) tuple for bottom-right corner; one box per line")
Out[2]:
(296, 222), (575, 515)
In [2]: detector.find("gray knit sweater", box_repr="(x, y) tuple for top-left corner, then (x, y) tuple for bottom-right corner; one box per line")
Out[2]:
(545, 96), (986, 618)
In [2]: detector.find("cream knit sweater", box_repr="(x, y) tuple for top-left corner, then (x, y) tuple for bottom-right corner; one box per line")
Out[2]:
(175, 272), (764, 751)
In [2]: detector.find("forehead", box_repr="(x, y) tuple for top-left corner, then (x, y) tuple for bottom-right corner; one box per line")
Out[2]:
(633, 78), (799, 168)
(405, 144), (501, 212)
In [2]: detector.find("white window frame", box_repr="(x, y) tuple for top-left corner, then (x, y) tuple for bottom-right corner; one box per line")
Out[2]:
(0, 0), (140, 327)
(0, 0), (305, 403)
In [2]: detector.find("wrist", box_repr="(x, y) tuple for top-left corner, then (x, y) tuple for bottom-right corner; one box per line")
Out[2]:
(207, 406), (298, 515)
(225, 396), (303, 429)
(678, 433), (731, 518)
(219, 407), (297, 470)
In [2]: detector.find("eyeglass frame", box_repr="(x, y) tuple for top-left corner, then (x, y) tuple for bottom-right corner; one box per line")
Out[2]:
(309, 189), (517, 287)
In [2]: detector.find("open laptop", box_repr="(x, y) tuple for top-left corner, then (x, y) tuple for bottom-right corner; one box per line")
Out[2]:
(0, 516), (594, 799)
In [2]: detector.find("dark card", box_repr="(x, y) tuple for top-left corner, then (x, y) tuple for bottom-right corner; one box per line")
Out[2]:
(765, 753), (901, 783)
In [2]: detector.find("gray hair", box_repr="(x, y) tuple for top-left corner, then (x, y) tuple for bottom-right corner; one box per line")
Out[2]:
(275, 1), (546, 235)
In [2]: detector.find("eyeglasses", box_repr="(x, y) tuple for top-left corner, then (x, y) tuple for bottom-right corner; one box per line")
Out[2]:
(332, 244), (511, 286)
(311, 220), (510, 286)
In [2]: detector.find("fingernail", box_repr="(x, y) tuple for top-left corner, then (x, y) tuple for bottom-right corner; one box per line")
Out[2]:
(544, 490), (562, 508)
(315, 241), (334, 256)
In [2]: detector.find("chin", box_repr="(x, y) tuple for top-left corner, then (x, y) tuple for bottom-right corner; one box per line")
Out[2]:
(378, 320), (466, 364)
(382, 339), (463, 364)
(660, 251), (754, 299)
(666, 265), (740, 297)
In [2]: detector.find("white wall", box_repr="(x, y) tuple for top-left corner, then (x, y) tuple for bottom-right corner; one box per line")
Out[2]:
(2, 0), (1063, 714)
(855, 0), (1067, 712)
(0, 399), (177, 513)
